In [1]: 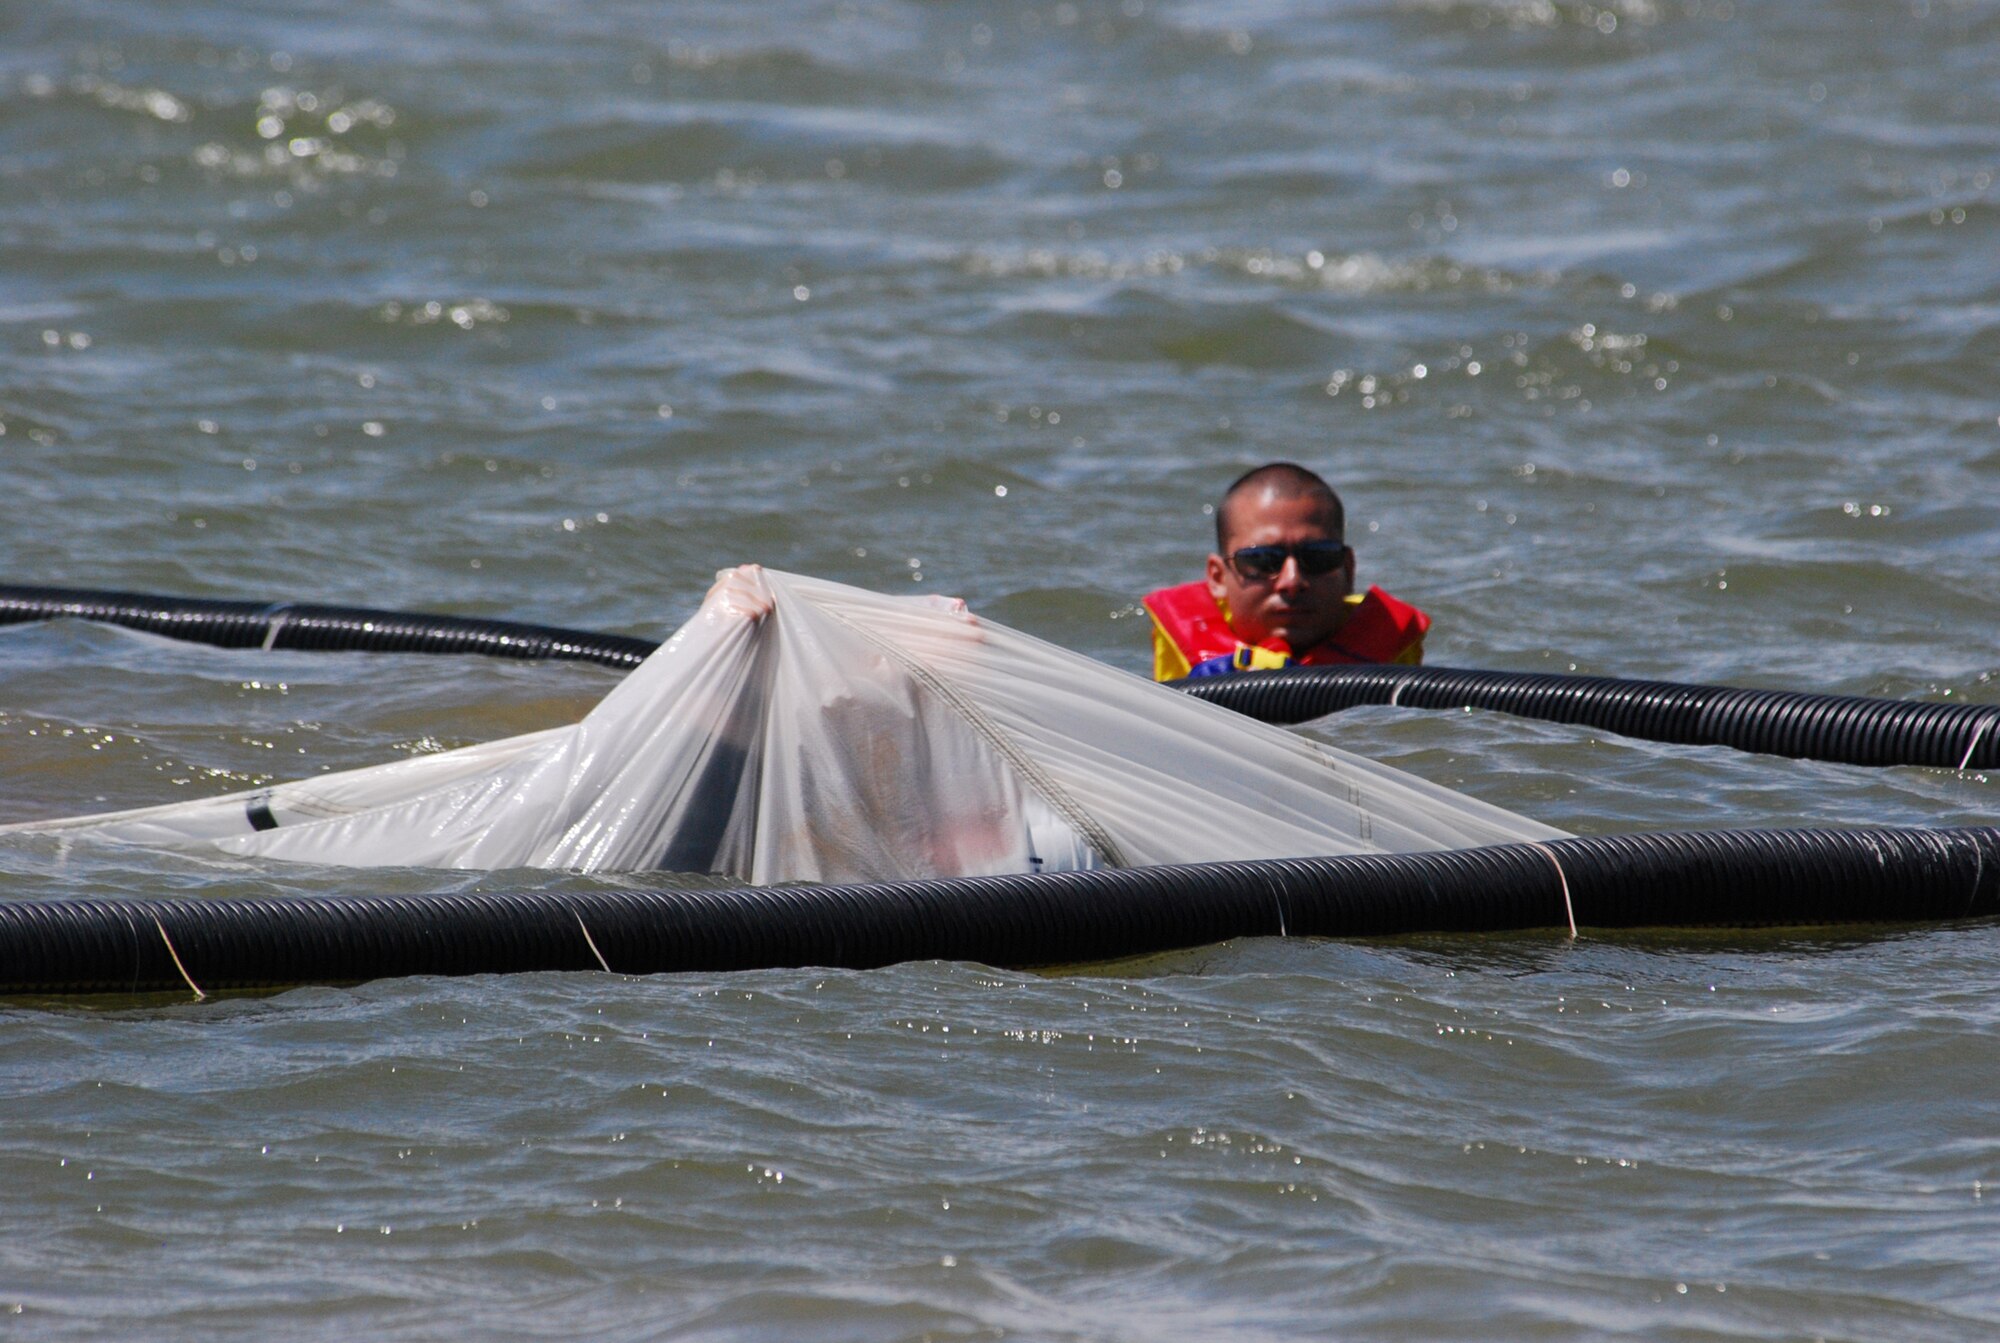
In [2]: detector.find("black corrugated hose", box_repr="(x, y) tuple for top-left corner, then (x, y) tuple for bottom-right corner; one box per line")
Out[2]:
(0, 584), (657, 668)
(2, 584), (1994, 769)
(2, 827), (1995, 995)
(1176, 664), (2000, 771)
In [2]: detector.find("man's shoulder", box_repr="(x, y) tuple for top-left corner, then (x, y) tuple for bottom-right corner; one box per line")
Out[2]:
(1145, 582), (1235, 681)
(1358, 585), (1429, 631)
(1300, 586), (1429, 665)
(1142, 581), (1218, 616)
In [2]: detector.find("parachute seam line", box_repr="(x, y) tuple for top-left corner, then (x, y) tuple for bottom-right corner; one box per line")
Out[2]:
(1526, 842), (1578, 939)
(817, 604), (1129, 869)
(1291, 740), (1395, 844)
(153, 917), (207, 1000)
(1958, 710), (1999, 772)
(572, 908), (613, 973)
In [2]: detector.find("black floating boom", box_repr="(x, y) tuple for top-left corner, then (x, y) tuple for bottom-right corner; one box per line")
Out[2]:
(0, 584), (658, 669)
(4, 584), (1994, 770)
(4, 827), (1995, 995)
(1177, 664), (2000, 771)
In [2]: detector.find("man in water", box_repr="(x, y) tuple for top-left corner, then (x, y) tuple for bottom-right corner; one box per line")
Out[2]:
(1144, 462), (1430, 680)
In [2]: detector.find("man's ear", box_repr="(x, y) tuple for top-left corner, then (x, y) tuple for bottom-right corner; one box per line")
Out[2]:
(1341, 546), (1358, 590)
(1205, 552), (1229, 602)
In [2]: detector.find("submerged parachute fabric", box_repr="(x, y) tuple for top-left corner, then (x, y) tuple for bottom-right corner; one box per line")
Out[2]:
(6, 570), (1561, 880)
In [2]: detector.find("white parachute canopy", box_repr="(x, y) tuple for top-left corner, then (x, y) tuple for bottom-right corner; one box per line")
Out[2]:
(9, 568), (1562, 881)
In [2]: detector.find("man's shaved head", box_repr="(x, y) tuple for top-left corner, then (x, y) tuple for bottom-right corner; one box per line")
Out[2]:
(1215, 462), (1344, 552)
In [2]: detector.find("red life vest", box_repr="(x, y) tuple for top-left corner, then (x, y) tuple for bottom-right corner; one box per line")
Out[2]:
(1142, 581), (1429, 681)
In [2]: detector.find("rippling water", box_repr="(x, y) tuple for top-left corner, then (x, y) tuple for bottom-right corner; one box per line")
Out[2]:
(2, 1), (1997, 1337)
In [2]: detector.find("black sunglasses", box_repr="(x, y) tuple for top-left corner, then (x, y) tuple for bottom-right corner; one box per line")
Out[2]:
(1228, 541), (1349, 582)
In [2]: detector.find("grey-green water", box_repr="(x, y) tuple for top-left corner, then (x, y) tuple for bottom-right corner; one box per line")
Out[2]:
(2, 1), (1996, 1337)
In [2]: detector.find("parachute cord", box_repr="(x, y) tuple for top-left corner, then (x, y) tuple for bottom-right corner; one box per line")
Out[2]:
(1971, 840), (1986, 918)
(572, 910), (613, 973)
(153, 917), (207, 1001)
(1959, 710), (1999, 773)
(1525, 842), (1578, 940)
(258, 603), (294, 652)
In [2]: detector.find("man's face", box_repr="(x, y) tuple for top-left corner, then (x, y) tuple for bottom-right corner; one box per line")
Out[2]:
(1205, 489), (1356, 653)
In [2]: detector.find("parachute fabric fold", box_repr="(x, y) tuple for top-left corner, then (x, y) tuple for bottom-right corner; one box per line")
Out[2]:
(3, 569), (1562, 880)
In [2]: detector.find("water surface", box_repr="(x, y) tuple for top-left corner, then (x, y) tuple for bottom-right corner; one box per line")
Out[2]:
(2, 1), (1997, 1337)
